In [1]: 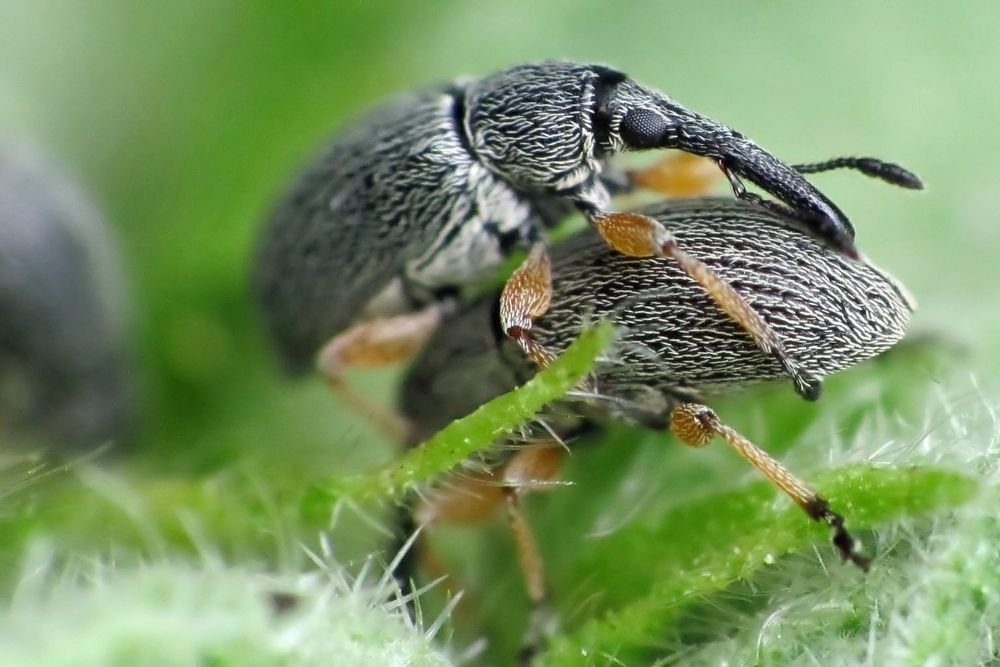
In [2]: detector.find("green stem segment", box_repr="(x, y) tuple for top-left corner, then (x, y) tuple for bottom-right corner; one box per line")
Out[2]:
(301, 322), (615, 515)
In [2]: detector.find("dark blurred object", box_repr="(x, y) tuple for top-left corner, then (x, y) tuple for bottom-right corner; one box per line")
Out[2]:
(0, 145), (133, 452)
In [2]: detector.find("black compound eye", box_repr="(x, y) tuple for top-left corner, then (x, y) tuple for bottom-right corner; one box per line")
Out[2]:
(619, 108), (669, 149)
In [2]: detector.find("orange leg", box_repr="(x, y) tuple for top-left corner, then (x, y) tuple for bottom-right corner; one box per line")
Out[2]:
(500, 444), (567, 603)
(414, 470), (506, 527)
(316, 306), (443, 443)
(413, 443), (567, 660)
(500, 243), (560, 370)
(629, 151), (721, 197)
(414, 444), (567, 598)
(669, 402), (870, 569)
(409, 470), (505, 614)
(589, 210), (820, 400)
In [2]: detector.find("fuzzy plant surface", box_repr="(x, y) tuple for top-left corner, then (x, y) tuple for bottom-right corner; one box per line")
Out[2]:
(0, 543), (453, 667)
(0, 325), (612, 666)
(381, 340), (991, 665)
(0, 321), (991, 666)
(220, 330), (978, 665)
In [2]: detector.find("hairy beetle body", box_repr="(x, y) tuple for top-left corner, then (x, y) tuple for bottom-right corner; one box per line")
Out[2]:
(253, 62), (909, 375)
(539, 199), (911, 415)
(401, 197), (912, 439)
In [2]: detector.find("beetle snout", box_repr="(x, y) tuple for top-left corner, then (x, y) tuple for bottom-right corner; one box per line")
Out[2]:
(715, 138), (859, 259)
(649, 101), (860, 258)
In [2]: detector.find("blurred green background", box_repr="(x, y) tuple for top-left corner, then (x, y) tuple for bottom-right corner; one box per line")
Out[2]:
(1, 1), (998, 663)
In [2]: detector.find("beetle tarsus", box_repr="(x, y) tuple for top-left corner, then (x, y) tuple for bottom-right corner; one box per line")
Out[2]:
(806, 498), (872, 571)
(790, 367), (823, 402)
(517, 603), (559, 667)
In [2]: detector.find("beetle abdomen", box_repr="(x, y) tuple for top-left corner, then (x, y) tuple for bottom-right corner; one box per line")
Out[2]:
(252, 86), (483, 372)
(538, 198), (912, 396)
(400, 197), (912, 443)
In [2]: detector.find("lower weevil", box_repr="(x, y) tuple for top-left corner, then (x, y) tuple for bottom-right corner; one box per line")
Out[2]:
(396, 197), (913, 655)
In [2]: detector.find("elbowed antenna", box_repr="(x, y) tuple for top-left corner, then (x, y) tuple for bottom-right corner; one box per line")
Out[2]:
(792, 157), (924, 190)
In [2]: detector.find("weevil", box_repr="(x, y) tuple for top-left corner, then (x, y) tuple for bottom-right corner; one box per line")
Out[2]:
(251, 61), (920, 433)
(0, 145), (133, 451)
(396, 198), (913, 645)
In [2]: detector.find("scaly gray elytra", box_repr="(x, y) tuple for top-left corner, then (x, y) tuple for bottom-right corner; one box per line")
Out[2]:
(251, 61), (920, 435)
(396, 197), (913, 657)
(0, 145), (133, 451)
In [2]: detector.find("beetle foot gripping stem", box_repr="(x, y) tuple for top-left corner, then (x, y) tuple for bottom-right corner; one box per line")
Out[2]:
(804, 498), (872, 571)
(591, 211), (821, 400)
(669, 403), (871, 570)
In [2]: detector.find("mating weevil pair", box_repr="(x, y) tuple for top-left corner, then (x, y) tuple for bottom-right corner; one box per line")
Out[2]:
(251, 61), (920, 431)
(250, 60), (921, 641)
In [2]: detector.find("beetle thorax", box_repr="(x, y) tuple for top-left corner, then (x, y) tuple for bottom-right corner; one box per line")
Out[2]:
(464, 62), (604, 195)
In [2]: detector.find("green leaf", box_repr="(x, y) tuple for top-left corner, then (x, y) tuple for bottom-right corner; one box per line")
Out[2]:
(536, 465), (976, 666)
(300, 322), (615, 516)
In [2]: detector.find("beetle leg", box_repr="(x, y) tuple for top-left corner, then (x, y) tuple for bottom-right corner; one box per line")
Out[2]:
(628, 151), (720, 197)
(500, 243), (560, 369)
(413, 444), (566, 597)
(503, 444), (566, 664)
(392, 469), (503, 626)
(669, 402), (871, 570)
(414, 470), (506, 527)
(410, 444), (566, 661)
(317, 306), (443, 442)
(501, 444), (567, 603)
(590, 211), (821, 400)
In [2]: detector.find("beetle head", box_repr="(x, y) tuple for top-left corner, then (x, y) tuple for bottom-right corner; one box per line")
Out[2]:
(592, 69), (858, 257)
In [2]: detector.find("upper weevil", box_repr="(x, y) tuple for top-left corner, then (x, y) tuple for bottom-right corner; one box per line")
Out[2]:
(251, 61), (921, 431)
(0, 145), (133, 452)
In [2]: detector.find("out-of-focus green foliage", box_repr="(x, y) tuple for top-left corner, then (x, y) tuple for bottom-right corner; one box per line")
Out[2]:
(2, 2), (999, 665)
(303, 323), (613, 511)
(0, 555), (453, 666)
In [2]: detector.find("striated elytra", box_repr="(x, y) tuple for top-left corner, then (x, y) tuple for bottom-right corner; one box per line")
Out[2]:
(400, 197), (911, 439)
